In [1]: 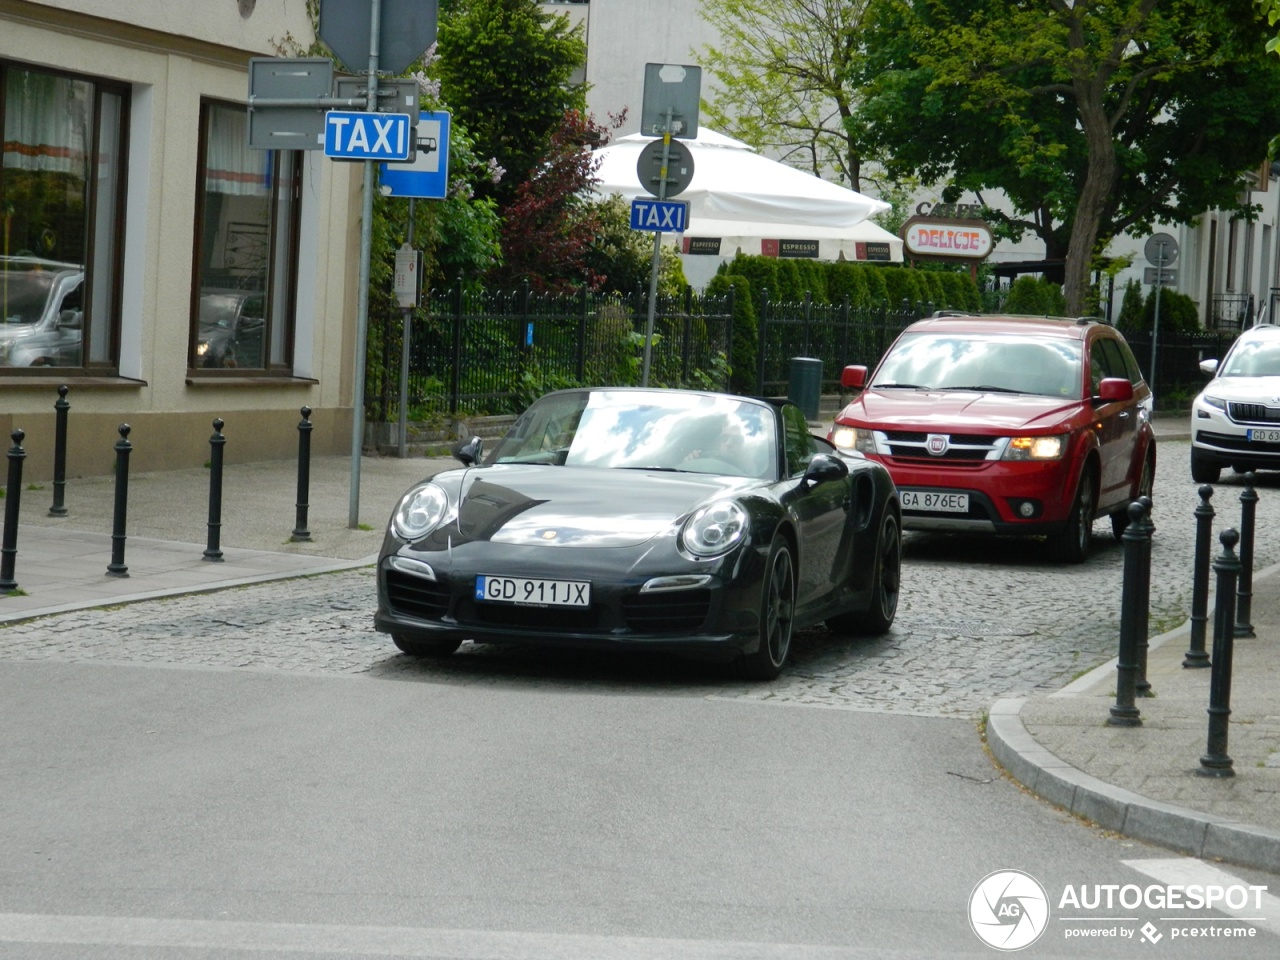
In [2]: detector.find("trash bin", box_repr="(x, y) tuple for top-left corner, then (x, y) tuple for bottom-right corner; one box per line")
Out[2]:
(788, 356), (823, 421)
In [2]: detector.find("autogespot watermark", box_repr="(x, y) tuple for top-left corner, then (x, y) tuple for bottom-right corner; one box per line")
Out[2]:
(968, 869), (1270, 950)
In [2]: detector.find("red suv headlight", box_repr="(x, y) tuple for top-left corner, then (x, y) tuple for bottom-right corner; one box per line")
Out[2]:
(1002, 435), (1066, 461)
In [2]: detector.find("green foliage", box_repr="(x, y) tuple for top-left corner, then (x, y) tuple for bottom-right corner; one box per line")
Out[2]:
(1003, 276), (1067, 316)
(1116, 279), (1146, 332)
(826, 262), (870, 307)
(854, 0), (1280, 313)
(1136, 288), (1202, 334)
(435, 0), (588, 211)
(705, 273), (759, 395)
(697, 1), (875, 190)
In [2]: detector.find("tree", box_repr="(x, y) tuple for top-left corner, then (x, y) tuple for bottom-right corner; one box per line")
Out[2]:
(485, 110), (615, 292)
(696, 0), (875, 191)
(854, 0), (1280, 314)
(434, 0), (587, 211)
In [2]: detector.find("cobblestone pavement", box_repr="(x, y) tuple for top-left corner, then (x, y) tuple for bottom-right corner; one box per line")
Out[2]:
(2, 441), (1277, 718)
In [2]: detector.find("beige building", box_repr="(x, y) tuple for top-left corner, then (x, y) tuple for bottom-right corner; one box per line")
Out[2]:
(1, 0), (363, 480)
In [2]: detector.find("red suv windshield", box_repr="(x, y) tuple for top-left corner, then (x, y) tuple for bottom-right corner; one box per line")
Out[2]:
(871, 332), (1084, 399)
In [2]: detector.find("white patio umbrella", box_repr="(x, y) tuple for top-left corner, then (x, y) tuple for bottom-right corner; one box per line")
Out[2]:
(591, 129), (903, 263)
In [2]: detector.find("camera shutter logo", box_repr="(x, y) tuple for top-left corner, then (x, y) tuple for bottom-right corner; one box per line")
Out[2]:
(969, 869), (1049, 951)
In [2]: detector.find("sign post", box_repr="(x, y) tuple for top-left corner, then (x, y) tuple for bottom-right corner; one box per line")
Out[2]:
(637, 64), (701, 387)
(1144, 232), (1179, 398)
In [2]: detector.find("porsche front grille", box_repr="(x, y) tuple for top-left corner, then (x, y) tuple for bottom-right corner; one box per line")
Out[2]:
(385, 569), (451, 620)
(622, 590), (711, 633)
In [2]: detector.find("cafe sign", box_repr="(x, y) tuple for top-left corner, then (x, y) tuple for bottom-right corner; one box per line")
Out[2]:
(902, 215), (993, 261)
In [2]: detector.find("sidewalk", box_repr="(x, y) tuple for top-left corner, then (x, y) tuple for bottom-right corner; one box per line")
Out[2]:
(2, 422), (1278, 875)
(0, 453), (455, 622)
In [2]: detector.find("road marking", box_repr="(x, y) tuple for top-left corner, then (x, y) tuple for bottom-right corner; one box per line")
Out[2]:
(1121, 858), (1280, 937)
(0, 912), (877, 959)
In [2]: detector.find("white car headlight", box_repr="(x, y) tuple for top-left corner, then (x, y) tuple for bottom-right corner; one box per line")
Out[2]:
(682, 501), (749, 558)
(1002, 435), (1065, 461)
(830, 425), (878, 454)
(392, 483), (450, 540)
(1198, 393), (1227, 411)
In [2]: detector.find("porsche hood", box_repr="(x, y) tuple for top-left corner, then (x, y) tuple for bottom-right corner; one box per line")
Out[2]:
(440, 465), (756, 548)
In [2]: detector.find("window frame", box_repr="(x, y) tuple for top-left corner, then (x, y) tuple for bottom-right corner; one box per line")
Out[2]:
(0, 60), (129, 376)
(188, 98), (302, 378)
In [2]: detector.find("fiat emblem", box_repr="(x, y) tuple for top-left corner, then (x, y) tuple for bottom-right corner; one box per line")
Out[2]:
(927, 434), (949, 456)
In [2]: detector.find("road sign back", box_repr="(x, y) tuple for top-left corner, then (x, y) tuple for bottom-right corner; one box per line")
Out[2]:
(636, 139), (695, 198)
(319, 0), (439, 76)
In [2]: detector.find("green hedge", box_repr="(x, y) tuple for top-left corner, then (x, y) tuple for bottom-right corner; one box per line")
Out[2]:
(715, 254), (979, 310)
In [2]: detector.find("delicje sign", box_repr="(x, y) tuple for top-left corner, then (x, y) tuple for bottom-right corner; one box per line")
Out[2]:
(902, 214), (993, 261)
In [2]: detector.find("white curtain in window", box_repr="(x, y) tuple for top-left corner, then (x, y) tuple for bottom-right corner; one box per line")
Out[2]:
(2, 70), (90, 176)
(206, 105), (271, 197)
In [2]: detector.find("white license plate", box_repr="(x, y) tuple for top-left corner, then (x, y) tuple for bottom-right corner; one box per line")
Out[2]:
(1247, 428), (1280, 443)
(901, 490), (970, 513)
(475, 575), (591, 607)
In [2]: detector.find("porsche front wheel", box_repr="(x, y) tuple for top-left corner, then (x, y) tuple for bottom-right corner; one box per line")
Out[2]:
(739, 537), (796, 681)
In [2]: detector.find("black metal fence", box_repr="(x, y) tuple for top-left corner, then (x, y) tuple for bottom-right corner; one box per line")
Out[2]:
(367, 284), (1247, 423)
(367, 283), (734, 422)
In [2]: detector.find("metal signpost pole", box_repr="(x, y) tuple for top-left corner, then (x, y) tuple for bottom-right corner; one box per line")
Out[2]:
(399, 198), (415, 458)
(1150, 243), (1166, 392)
(349, 0), (382, 528)
(641, 108), (674, 389)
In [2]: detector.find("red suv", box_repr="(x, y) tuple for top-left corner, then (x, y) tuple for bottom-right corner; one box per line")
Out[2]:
(828, 313), (1156, 562)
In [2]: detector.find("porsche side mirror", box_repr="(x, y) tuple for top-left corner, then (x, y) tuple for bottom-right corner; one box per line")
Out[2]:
(803, 453), (849, 487)
(840, 365), (868, 390)
(454, 435), (484, 466)
(1096, 377), (1134, 403)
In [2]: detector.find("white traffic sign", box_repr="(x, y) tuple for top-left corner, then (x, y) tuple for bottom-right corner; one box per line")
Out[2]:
(630, 197), (691, 232)
(379, 111), (451, 199)
(324, 111), (412, 161)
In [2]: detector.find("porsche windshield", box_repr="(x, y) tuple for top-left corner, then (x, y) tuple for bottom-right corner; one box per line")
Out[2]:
(872, 333), (1083, 398)
(488, 391), (776, 479)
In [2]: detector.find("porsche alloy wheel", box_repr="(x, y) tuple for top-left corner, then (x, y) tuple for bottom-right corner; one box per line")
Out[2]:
(740, 537), (796, 681)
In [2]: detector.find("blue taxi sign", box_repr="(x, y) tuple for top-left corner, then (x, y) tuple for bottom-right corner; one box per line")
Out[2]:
(324, 111), (412, 161)
(630, 197), (691, 232)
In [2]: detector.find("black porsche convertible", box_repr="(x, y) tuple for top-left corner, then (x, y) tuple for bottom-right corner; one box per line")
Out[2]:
(375, 388), (902, 679)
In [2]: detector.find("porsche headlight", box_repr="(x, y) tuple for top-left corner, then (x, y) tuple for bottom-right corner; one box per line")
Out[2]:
(682, 501), (749, 558)
(1003, 435), (1065, 461)
(392, 483), (450, 540)
(830, 425), (878, 454)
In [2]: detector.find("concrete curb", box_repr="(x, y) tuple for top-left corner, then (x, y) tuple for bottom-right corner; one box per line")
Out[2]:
(986, 697), (1280, 873)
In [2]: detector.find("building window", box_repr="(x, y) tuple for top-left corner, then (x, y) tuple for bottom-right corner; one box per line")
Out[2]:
(0, 63), (128, 372)
(191, 99), (300, 373)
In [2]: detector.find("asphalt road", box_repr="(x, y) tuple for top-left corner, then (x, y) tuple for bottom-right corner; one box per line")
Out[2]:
(1, 439), (1278, 958)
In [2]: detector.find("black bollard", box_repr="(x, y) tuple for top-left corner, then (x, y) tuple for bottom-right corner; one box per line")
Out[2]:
(1183, 484), (1214, 668)
(1198, 528), (1241, 777)
(204, 418), (226, 562)
(1135, 495), (1155, 697)
(1, 429), (27, 592)
(291, 406), (312, 542)
(49, 385), (69, 517)
(1108, 500), (1149, 726)
(1234, 474), (1256, 638)
(106, 424), (132, 578)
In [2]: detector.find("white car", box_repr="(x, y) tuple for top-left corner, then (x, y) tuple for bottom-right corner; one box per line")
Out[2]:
(1190, 323), (1280, 483)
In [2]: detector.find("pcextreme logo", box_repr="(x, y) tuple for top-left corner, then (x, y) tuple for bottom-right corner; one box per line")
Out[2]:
(969, 869), (1050, 951)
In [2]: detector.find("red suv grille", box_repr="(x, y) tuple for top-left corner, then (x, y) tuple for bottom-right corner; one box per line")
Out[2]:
(882, 431), (1000, 462)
